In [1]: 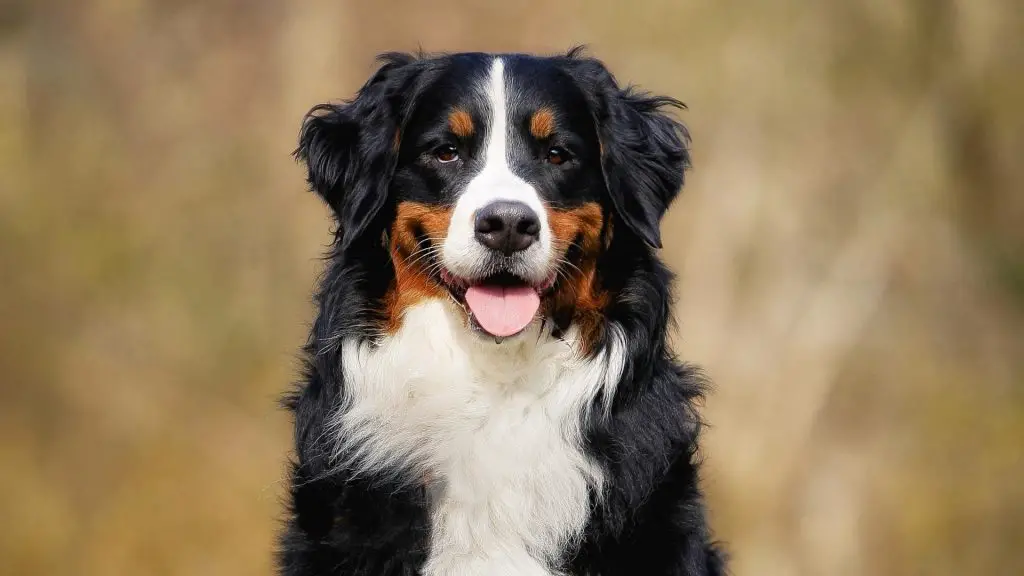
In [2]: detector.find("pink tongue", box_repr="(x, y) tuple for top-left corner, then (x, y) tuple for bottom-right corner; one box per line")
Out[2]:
(464, 285), (541, 338)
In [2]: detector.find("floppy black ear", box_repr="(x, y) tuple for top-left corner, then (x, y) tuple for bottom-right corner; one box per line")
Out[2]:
(563, 52), (690, 249)
(599, 90), (689, 249)
(295, 53), (421, 249)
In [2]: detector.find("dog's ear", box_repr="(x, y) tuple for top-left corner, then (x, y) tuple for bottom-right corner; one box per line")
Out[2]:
(562, 51), (690, 249)
(600, 90), (690, 249)
(295, 53), (422, 249)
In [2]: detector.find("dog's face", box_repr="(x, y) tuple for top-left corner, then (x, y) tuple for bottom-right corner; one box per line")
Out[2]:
(391, 55), (609, 340)
(297, 51), (689, 345)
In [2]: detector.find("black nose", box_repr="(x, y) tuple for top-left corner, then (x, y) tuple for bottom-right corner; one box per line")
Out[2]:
(474, 201), (541, 255)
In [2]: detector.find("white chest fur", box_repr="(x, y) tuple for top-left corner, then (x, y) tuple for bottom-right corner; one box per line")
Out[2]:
(332, 299), (624, 575)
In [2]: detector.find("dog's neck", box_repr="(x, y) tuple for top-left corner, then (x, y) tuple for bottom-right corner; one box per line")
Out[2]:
(330, 298), (625, 574)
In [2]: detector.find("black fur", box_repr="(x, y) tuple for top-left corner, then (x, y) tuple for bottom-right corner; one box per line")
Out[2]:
(280, 49), (725, 575)
(560, 48), (691, 249)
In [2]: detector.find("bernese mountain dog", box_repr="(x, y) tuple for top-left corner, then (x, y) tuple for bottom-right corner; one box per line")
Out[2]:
(279, 48), (725, 575)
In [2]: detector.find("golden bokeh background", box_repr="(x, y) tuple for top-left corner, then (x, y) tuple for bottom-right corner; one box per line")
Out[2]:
(3, 1), (1022, 574)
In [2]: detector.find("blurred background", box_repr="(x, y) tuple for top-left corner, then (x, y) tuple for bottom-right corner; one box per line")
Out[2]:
(3, 0), (1022, 574)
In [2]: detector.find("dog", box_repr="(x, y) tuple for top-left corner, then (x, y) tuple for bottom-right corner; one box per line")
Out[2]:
(278, 48), (725, 576)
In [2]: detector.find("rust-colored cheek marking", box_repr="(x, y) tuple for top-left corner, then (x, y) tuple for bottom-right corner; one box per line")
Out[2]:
(382, 201), (453, 333)
(393, 129), (402, 152)
(530, 108), (556, 139)
(545, 202), (609, 354)
(448, 108), (474, 138)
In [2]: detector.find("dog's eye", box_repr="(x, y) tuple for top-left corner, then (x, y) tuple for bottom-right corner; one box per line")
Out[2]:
(435, 145), (459, 163)
(545, 146), (571, 166)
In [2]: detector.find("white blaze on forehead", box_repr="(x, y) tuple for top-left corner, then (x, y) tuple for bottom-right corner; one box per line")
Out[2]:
(483, 58), (510, 173)
(442, 58), (552, 282)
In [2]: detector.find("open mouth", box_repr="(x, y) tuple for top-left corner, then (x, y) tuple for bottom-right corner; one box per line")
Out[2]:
(440, 269), (557, 341)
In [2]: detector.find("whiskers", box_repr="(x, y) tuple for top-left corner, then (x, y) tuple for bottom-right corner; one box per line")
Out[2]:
(402, 242), (444, 273)
(549, 237), (590, 292)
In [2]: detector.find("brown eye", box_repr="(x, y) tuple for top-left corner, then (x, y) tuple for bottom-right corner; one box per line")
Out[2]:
(545, 146), (570, 165)
(435, 144), (459, 163)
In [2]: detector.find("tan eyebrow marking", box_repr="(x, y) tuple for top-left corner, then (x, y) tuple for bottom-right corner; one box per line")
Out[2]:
(448, 108), (474, 137)
(530, 107), (556, 139)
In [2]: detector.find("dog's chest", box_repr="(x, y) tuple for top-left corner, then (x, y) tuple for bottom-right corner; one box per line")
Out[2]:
(337, 300), (619, 574)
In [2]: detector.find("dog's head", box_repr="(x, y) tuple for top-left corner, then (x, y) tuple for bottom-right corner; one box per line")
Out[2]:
(297, 50), (689, 346)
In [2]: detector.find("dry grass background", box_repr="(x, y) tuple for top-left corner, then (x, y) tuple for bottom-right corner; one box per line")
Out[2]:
(2, 1), (1023, 574)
